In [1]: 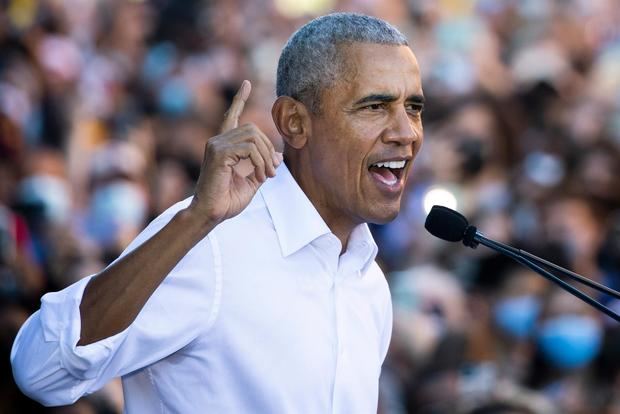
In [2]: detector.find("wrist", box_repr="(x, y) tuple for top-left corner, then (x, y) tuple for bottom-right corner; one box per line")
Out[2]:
(177, 203), (220, 239)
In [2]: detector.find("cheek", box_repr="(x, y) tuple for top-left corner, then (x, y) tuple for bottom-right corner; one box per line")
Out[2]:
(414, 138), (424, 156)
(345, 144), (373, 183)
(413, 123), (424, 152)
(312, 120), (377, 179)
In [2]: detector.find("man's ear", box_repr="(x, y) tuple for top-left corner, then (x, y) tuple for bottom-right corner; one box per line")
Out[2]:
(271, 96), (311, 150)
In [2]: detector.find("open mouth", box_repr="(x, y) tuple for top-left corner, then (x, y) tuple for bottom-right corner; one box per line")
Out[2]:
(368, 160), (407, 187)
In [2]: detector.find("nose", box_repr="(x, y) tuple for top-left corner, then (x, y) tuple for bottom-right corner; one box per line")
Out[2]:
(382, 107), (421, 146)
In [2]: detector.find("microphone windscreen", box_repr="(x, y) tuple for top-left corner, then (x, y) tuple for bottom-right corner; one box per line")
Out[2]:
(424, 205), (469, 242)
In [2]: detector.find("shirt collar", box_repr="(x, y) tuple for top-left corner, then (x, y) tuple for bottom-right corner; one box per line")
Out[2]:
(346, 223), (379, 276)
(259, 163), (379, 274)
(259, 162), (331, 257)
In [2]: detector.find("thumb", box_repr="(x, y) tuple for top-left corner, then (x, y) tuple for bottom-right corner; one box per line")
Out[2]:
(220, 80), (251, 133)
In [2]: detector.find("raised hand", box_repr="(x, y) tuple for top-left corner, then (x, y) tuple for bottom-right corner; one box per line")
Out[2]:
(189, 80), (282, 225)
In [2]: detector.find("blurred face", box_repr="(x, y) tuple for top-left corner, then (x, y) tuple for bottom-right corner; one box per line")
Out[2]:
(298, 43), (424, 229)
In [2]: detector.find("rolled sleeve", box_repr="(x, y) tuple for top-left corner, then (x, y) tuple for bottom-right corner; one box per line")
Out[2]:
(11, 277), (131, 406)
(11, 197), (220, 406)
(40, 277), (130, 380)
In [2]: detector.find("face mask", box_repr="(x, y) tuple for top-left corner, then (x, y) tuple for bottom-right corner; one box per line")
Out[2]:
(536, 314), (603, 370)
(493, 295), (541, 339)
(88, 181), (147, 245)
(18, 174), (71, 225)
(158, 77), (191, 115)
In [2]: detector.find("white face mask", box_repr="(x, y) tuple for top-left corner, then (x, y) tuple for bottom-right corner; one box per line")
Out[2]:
(18, 174), (72, 225)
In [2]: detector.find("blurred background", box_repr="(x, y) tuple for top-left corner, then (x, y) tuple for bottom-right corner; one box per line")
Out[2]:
(0, 0), (619, 413)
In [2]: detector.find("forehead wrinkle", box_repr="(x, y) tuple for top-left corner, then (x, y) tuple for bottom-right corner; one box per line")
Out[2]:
(358, 63), (420, 98)
(319, 43), (422, 110)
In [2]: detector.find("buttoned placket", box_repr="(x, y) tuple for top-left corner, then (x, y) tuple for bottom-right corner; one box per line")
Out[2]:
(334, 239), (373, 413)
(310, 233), (374, 413)
(309, 233), (343, 413)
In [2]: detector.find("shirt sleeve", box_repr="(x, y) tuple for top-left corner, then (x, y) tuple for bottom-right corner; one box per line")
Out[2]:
(380, 291), (393, 364)
(10, 199), (222, 406)
(377, 264), (393, 364)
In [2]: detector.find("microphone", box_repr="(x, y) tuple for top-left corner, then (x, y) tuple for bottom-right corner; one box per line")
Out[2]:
(425, 205), (620, 323)
(424, 205), (479, 248)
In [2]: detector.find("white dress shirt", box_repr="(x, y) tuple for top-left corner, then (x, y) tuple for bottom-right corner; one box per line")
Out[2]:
(11, 163), (393, 413)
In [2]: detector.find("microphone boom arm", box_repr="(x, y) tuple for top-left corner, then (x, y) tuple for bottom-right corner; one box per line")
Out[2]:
(424, 205), (620, 323)
(472, 229), (620, 323)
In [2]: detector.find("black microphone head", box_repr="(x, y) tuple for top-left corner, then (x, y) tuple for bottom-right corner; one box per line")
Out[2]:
(424, 205), (469, 242)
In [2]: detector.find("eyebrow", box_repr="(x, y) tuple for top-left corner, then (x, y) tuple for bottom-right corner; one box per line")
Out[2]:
(354, 93), (426, 106)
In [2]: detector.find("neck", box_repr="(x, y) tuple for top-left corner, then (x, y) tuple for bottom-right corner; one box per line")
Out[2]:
(285, 157), (357, 253)
(325, 219), (356, 254)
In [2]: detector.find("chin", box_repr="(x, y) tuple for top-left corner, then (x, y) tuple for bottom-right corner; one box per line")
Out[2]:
(365, 207), (400, 225)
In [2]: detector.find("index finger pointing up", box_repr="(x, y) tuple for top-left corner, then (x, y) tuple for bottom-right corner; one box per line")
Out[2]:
(220, 80), (251, 133)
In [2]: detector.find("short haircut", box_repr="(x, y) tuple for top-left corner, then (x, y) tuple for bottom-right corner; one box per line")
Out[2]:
(276, 12), (408, 113)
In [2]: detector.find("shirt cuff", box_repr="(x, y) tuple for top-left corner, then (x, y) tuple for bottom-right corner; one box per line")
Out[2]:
(39, 276), (130, 380)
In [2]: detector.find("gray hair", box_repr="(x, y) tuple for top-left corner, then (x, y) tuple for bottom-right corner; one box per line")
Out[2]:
(276, 12), (408, 113)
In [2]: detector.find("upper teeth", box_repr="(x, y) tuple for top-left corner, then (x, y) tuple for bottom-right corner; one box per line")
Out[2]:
(373, 160), (406, 169)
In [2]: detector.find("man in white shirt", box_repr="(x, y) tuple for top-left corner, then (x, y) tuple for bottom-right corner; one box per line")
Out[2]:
(11, 12), (424, 413)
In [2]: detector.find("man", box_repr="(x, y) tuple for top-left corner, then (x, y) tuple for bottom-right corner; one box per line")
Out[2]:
(11, 12), (424, 413)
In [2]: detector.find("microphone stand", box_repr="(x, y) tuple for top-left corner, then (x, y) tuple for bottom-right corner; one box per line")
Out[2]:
(466, 228), (620, 323)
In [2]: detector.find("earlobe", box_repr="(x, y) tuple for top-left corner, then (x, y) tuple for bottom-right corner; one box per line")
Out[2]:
(271, 96), (310, 149)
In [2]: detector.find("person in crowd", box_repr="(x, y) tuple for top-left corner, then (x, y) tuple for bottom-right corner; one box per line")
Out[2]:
(2, 0), (619, 412)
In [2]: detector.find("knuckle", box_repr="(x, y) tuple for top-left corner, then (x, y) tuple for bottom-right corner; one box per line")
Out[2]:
(244, 133), (258, 144)
(253, 151), (265, 164)
(253, 153), (265, 165)
(242, 122), (256, 132)
(205, 141), (218, 155)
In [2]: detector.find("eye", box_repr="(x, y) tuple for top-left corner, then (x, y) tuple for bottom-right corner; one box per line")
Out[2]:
(362, 103), (387, 111)
(405, 103), (424, 115)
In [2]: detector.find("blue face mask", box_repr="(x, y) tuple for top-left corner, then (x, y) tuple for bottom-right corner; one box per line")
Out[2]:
(536, 314), (603, 370)
(88, 181), (147, 246)
(493, 295), (541, 339)
(158, 77), (191, 115)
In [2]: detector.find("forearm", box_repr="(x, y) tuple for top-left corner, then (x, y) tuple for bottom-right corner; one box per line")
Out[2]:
(78, 207), (216, 346)
(78, 80), (275, 346)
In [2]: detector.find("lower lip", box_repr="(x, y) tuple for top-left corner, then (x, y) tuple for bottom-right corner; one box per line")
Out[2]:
(369, 170), (404, 195)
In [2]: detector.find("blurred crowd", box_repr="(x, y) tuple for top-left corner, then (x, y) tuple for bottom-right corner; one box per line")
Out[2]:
(0, 0), (619, 413)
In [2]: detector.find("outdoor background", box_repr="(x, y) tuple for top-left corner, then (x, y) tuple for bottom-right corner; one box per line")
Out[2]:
(1, 0), (619, 413)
